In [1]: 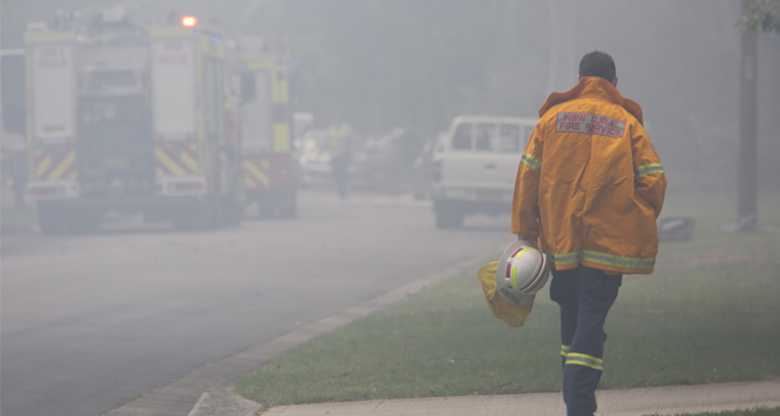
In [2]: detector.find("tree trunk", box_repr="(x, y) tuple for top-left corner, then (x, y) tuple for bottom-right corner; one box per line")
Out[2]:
(737, 0), (758, 231)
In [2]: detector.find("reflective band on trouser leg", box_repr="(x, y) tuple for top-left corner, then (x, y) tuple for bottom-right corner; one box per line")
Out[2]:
(561, 345), (570, 358)
(565, 352), (603, 371)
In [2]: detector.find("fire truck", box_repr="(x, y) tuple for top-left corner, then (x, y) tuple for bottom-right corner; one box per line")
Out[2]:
(230, 38), (297, 218)
(23, 8), (245, 233)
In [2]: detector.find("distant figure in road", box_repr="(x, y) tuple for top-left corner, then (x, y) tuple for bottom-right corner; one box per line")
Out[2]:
(328, 123), (352, 199)
(511, 51), (667, 416)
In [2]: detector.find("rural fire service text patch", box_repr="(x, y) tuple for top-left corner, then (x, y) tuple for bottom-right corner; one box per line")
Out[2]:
(556, 112), (626, 138)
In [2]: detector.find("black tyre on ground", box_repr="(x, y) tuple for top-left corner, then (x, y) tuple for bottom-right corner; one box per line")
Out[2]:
(433, 202), (464, 229)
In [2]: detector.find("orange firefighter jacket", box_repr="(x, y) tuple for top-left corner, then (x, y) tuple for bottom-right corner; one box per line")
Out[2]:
(511, 77), (667, 274)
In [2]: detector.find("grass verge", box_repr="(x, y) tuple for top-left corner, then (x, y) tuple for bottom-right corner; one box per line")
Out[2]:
(235, 192), (780, 408)
(236, 261), (780, 407)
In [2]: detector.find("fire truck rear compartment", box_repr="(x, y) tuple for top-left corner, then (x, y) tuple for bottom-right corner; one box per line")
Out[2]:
(77, 94), (154, 200)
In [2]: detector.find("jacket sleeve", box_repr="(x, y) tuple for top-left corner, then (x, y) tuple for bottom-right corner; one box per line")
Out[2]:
(511, 123), (544, 239)
(631, 121), (667, 218)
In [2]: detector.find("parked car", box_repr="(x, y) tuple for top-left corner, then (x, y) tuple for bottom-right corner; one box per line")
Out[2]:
(296, 129), (333, 187)
(430, 115), (537, 228)
(351, 127), (420, 193)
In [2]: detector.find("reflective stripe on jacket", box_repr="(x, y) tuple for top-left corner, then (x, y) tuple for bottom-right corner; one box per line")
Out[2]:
(511, 77), (667, 274)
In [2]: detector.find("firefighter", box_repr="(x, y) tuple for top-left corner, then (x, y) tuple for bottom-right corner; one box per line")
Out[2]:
(328, 123), (352, 199)
(511, 51), (667, 416)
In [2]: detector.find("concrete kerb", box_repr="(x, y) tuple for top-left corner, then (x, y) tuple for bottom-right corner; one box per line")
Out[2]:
(256, 380), (780, 416)
(105, 248), (498, 416)
(184, 380), (780, 416)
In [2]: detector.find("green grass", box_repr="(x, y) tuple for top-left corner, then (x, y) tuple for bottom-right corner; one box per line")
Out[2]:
(235, 192), (780, 407)
(654, 191), (780, 264)
(236, 262), (780, 407)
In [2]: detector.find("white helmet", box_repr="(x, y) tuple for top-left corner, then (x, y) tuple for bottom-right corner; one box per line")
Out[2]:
(496, 240), (551, 305)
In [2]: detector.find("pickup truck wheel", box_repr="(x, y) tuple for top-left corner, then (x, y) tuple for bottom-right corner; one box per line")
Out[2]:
(434, 206), (464, 229)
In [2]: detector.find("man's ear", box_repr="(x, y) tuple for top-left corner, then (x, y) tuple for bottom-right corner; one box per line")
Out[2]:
(612, 76), (618, 87)
(578, 74), (582, 82)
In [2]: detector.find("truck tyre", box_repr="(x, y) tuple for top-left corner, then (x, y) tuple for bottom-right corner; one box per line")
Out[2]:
(71, 210), (102, 234)
(257, 202), (277, 219)
(433, 202), (464, 229)
(38, 206), (66, 235)
(222, 196), (243, 226)
(222, 177), (245, 227)
(171, 197), (218, 231)
(278, 191), (297, 219)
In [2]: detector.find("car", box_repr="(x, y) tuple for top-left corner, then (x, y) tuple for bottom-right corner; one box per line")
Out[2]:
(430, 115), (537, 228)
(296, 129), (333, 187)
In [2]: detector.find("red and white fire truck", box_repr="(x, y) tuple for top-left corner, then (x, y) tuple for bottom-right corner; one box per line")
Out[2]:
(23, 8), (245, 233)
(230, 38), (297, 218)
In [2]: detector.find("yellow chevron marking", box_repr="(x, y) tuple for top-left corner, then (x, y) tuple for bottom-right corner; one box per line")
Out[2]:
(179, 150), (198, 173)
(156, 147), (187, 176)
(35, 156), (53, 179)
(243, 160), (270, 188)
(49, 149), (75, 179)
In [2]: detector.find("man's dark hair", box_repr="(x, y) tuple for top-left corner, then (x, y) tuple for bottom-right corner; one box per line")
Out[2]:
(578, 51), (616, 82)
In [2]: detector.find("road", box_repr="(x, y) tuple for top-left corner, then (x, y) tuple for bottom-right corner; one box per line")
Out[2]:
(1, 190), (512, 416)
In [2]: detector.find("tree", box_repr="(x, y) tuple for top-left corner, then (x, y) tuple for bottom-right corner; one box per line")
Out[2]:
(731, 0), (778, 231)
(738, 0), (780, 33)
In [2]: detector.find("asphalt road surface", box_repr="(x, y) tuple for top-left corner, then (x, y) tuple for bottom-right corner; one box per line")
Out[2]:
(1, 190), (512, 416)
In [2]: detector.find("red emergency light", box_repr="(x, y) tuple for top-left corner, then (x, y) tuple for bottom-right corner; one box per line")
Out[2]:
(181, 16), (198, 28)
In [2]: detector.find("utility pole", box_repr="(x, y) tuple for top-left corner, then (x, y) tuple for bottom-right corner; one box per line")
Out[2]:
(737, 0), (758, 231)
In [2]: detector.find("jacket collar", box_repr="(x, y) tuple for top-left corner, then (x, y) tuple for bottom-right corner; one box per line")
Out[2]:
(538, 77), (643, 124)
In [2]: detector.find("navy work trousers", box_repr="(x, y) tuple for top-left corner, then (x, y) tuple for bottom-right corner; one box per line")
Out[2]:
(549, 266), (622, 416)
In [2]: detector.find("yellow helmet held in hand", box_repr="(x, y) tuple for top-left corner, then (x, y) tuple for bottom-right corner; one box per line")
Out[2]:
(496, 240), (551, 305)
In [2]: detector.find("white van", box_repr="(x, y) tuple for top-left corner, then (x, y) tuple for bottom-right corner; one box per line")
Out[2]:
(430, 115), (537, 228)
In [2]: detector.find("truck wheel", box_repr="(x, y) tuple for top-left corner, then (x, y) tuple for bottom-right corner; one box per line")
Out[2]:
(279, 204), (297, 219)
(226, 177), (246, 226)
(434, 203), (464, 229)
(257, 202), (278, 219)
(278, 191), (297, 219)
(38, 207), (66, 235)
(71, 210), (103, 234)
(171, 198), (218, 231)
(222, 194), (243, 226)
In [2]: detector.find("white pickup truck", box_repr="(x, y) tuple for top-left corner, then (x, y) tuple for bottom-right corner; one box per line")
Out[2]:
(430, 116), (538, 228)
